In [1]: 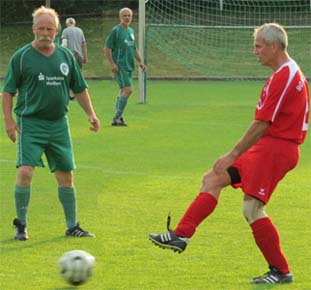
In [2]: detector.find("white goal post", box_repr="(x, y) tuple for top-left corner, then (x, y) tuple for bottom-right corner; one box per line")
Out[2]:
(138, 0), (147, 104)
(138, 0), (311, 102)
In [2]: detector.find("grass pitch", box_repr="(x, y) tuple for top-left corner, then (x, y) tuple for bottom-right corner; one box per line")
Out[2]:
(0, 80), (310, 290)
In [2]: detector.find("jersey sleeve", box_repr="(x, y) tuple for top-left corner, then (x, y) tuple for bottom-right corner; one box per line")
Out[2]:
(70, 62), (88, 94)
(61, 28), (68, 41)
(255, 67), (290, 123)
(131, 28), (137, 49)
(1, 51), (22, 95)
(104, 28), (116, 49)
(80, 28), (86, 43)
(63, 49), (87, 93)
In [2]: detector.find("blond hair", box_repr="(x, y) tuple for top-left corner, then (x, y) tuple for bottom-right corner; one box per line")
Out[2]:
(32, 6), (59, 28)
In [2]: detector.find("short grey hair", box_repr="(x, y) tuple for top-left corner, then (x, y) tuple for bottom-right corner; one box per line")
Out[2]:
(66, 17), (76, 25)
(119, 7), (133, 17)
(254, 23), (288, 50)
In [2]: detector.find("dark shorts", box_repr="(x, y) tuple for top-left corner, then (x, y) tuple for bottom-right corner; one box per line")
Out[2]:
(229, 136), (299, 204)
(16, 116), (75, 172)
(115, 68), (133, 88)
(73, 51), (83, 69)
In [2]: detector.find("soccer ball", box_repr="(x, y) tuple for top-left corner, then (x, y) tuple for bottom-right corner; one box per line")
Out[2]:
(59, 250), (95, 285)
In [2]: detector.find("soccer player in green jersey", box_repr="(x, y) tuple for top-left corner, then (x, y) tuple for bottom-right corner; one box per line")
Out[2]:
(1, 6), (100, 240)
(104, 7), (146, 126)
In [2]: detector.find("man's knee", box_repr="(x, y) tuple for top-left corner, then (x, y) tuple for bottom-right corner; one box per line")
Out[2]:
(242, 197), (267, 224)
(17, 166), (34, 186)
(121, 87), (133, 97)
(201, 171), (216, 190)
(201, 170), (231, 194)
(55, 170), (73, 187)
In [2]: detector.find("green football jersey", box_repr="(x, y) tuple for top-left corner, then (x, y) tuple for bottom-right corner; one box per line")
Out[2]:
(105, 25), (136, 71)
(2, 43), (87, 120)
(54, 22), (62, 45)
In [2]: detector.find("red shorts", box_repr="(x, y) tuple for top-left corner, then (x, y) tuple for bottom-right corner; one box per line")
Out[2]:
(231, 136), (299, 204)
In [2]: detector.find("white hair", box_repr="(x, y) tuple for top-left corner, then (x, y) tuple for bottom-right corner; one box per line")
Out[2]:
(119, 7), (133, 17)
(254, 23), (288, 50)
(66, 17), (76, 25)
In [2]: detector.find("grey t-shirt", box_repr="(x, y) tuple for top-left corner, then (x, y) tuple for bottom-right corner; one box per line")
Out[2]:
(61, 26), (86, 58)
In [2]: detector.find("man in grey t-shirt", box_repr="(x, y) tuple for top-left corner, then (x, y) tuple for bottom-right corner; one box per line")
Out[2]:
(61, 17), (87, 69)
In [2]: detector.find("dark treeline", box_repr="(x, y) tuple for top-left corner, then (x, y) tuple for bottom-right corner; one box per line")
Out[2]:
(0, 0), (139, 24)
(1, 0), (307, 25)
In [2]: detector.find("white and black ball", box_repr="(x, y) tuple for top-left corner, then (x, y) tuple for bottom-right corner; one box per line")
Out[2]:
(59, 250), (95, 286)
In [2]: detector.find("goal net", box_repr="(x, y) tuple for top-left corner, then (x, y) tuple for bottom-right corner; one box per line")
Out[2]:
(145, 0), (311, 79)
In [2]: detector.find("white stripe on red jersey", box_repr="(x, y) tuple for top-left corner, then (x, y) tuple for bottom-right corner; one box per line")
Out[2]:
(255, 58), (310, 144)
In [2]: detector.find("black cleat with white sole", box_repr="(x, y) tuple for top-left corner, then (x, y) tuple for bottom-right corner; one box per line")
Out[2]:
(251, 266), (293, 284)
(111, 117), (127, 126)
(149, 230), (189, 253)
(13, 218), (28, 241)
(148, 213), (189, 253)
(65, 222), (95, 238)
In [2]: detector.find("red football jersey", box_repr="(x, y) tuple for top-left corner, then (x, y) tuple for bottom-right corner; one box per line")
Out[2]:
(255, 59), (310, 144)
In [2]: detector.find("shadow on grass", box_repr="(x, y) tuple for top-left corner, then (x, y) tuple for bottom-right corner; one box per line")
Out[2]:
(50, 283), (93, 290)
(48, 286), (78, 290)
(251, 284), (285, 289)
(0, 235), (68, 253)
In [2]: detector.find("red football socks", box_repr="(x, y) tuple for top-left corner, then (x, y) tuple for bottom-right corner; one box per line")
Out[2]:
(251, 217), (290, 274)
(174, 192), (218, 238)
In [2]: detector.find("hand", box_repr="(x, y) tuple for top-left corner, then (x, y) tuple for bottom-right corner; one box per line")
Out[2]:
(5, 120), (20, 143)
(213, 152), (236, 175)
(111, 63), (118, 73)
(139, 63), (146, 72)
(88, 115), (100, 132)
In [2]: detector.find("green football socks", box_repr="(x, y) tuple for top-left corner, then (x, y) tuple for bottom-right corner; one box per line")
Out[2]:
(115, 96), (120, 114)
(58, 187), (77, 229)
(115, 95), (128, 118)
(14, 185), (31, 225)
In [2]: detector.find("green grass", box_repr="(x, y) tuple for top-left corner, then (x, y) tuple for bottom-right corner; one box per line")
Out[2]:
(0, 80), (310, 289)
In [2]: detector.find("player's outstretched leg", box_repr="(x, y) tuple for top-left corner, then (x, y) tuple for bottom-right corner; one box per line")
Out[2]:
(149, 192), (218, 253)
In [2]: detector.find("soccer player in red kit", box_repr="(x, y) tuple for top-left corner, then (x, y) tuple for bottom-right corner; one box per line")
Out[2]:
(149, 23), (310, 284)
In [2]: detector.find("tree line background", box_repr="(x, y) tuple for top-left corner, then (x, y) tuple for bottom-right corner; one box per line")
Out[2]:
(2, 0), (305, 25)
(0, 0), (138, 25)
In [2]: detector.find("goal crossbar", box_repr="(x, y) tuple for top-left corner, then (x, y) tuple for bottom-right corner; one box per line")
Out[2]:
(147, 24), (311, 29)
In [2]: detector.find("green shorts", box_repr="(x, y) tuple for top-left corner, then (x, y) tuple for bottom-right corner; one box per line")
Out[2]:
(16, 116), (75, 172)
(115, 68), (133, 88)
